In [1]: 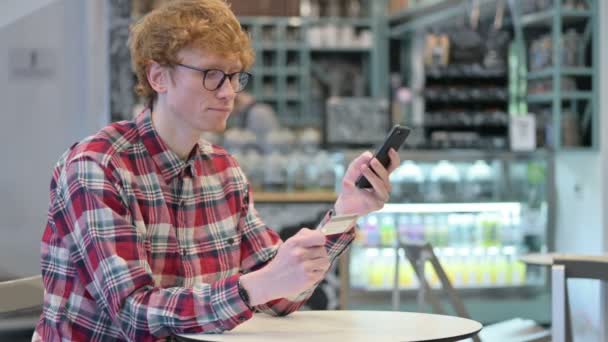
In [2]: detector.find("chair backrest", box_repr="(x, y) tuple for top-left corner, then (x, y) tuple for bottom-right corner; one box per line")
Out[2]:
(0, 275), (44, 314)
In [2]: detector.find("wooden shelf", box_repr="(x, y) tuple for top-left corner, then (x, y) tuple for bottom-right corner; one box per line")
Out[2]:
(527, 91), (593, 103)
(252, 67), (280, 76)
(307, 18), (373, 27)
(310, 46), (372, 53)
(389, 0), (461, 24)
(527, 67), (593, 80)
(254, 191), (338, 203)
(259, 44), (301, 51)
(521, 9), (591, 28)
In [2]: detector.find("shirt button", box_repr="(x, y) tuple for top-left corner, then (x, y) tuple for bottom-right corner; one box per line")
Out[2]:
(179, 199), (185, 207)
(181, 249), (187, 256)
(227, 238), (234, 245)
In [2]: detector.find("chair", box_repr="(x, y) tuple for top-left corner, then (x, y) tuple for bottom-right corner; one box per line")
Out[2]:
(551, 255), (608, 342)
(393, 242), (550, 342)
(0, 275), (43, 333)
(393, 242), (482, 342)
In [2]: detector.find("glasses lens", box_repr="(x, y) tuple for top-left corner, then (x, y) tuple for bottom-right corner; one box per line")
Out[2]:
(203, 69), (225, 90)
(232, 72), (251, 92)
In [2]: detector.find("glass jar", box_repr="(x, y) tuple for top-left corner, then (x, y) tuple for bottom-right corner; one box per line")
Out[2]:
(429, 160), (461, 202)
(465, 160), (495, 201)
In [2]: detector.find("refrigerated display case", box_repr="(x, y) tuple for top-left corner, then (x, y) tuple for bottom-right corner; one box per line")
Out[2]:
(340, 149), (552, 325)
(350, 202), (530, 292)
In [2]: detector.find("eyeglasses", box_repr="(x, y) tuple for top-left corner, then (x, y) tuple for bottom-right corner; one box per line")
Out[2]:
(175, 63), (252, 93)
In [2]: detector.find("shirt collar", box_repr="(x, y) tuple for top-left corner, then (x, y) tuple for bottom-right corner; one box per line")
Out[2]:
(136, 108), (206, 182)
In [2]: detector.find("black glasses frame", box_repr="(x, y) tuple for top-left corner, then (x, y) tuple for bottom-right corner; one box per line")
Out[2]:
(174, 63), (252, 92)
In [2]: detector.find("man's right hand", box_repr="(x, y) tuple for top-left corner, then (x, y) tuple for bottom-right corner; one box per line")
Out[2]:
(239, 228), (329, 306)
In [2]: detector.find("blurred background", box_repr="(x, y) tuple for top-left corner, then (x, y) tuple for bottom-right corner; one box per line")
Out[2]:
(1, 0), (607, 340)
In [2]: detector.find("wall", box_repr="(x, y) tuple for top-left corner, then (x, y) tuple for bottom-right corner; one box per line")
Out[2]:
(599, 0), (608, 339)
(0, 0), (108, 278)
(554, 152), (602, 340)
(553, 0), (608, 340)
(0, 0), (58, 27)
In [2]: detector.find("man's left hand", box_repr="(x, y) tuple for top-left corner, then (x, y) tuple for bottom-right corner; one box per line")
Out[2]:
(334, 149), (400, 216)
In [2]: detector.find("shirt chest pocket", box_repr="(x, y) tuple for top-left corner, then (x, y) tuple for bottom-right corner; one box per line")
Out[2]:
(193, 206), (242, 277)
(188, 178), (248, 278)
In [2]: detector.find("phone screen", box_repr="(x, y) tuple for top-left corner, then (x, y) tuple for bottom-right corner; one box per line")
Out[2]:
(355, 125), (410, 189)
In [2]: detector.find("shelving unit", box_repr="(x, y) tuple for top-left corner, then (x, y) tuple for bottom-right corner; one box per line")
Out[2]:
(239, 16), (312, 128)
(390, 0), (597, 152)
(419, 63), (511, 149)
(389, 0), (514, 150)
(238, 0), (389, 129)
(513, 0), (598, 150)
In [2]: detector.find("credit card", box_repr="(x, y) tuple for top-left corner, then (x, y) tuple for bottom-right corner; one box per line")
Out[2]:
(319, 214), (359, 235)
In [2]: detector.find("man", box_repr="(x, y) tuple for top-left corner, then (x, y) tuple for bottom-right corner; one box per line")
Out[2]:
(33, 1), (400, 341)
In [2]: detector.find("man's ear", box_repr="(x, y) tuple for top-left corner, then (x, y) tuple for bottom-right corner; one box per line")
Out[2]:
(147, 61), (169, 94)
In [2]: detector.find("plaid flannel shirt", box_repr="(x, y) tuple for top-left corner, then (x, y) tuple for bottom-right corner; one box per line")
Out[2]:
(33, 109), (354, 341)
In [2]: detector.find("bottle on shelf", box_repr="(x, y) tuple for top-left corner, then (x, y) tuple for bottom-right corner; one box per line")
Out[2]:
(263, 151), (288, 192)
(315, 151), (336, 191)
(410, 213), (425, 242)
(351, 243), (529, 290)
(380, 248), (396, 288)
(379, 214), (397, 247)
(424, 214), (437, 247)
(436, 214), (449, 247)
(285, 152), (301, 192)
(362, 214), (380, 247)
(478, 212), (501, 247)
(448, 214), (465, 247)
(366, 248), (384, 288)
(243, 149), (264, 191)
(349, 246), (367, 288)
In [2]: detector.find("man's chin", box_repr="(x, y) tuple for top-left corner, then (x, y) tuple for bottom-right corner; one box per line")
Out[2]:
(203, 122), (227, 134)
(216, 121), (228, 132)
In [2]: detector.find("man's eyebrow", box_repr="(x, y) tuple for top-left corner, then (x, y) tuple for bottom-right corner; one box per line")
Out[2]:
(199, 63), (243, 72)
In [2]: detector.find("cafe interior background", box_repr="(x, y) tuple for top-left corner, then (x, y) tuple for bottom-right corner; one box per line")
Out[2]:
(1, 0), (607, 340)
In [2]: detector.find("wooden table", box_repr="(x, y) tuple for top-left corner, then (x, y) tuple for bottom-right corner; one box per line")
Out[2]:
(520, 253), (608, 266)
(177, 310), (482, 342)
(519, 252), (561, 266)
(520, 253), (608, 342)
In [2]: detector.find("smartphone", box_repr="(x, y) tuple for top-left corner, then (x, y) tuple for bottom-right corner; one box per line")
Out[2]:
(355, 125), (411, 189)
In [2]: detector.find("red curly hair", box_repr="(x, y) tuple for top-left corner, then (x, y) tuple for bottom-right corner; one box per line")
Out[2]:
(129, 0), (255, 104)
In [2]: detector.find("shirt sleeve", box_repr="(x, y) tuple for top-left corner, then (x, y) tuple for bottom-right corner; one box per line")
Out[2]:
(237, 184), (355, 316)
(52, 157), (253, 340)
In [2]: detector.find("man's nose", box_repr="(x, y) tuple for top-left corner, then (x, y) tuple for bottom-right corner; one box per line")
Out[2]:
(216, 77), (236, 99)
